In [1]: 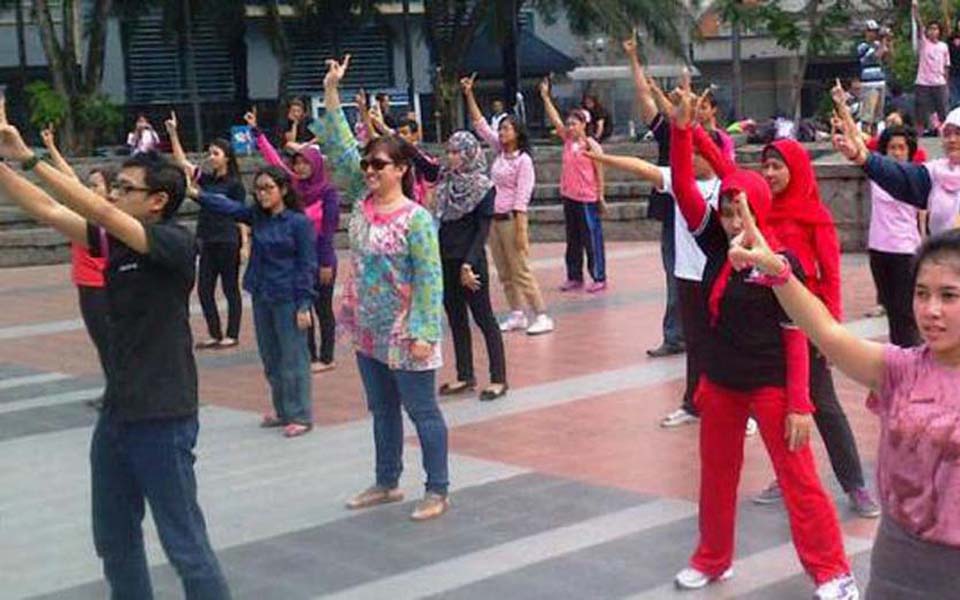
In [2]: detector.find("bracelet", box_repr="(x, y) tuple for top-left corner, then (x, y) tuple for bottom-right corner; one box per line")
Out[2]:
(748, 257), (792, 287)
(21, 155), (41, 172)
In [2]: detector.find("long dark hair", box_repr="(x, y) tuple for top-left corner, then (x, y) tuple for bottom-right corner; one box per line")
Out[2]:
(364, 135), (415, 199)
(498, 115), (532, 156)
(209, 138), (241, 182)
(253, 165), (303, 213)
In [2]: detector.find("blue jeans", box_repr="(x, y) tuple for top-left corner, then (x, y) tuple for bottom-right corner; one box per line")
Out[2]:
(91, 412), (230, 600)
(355, 352), (449, 495)
(253, 298), (312, 424)
(660, 208), (684, 347)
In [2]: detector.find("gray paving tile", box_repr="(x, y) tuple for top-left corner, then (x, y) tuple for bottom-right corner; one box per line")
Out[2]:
(32, 473), (651, 599)
(437, 499), (800, 599)
(0, 401), (96, 442)
(0, 363), (42, 379)
(0, 374), (102, 403)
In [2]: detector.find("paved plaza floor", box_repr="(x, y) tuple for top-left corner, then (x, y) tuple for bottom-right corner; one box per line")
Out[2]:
(0, 242), (887, 599)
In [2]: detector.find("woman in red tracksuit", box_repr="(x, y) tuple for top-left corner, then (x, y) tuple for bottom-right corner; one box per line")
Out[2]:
(758, 140), (879, 517)
(669, 111), (855, 598)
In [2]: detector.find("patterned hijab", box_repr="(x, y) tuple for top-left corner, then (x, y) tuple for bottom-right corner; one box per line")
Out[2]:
(436, 130), (492, 222)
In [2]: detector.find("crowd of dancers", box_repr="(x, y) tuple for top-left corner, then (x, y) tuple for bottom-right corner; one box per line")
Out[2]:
(0, 26), (957, 600)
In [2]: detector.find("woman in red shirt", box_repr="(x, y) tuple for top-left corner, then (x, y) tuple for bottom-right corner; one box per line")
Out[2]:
(758, 139), (879, 517)
(41, 128), (112, 406)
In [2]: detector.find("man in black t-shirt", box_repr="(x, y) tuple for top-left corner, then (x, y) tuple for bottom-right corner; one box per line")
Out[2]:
(0, 103), (231, 599)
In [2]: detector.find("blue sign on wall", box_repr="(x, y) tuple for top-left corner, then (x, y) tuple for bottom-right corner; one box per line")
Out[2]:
(231, 125), (253, 155)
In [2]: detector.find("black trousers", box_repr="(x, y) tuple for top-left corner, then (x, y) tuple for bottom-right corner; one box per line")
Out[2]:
(197, 242), (242, 340)
(810, 347), (866, 492)
(562, 198), (606, 283)
(676, 278), (706, 415)
(306, 280), (336, 364)
(442, 258), (507, 384)
(78, 285), (112, 382)
(869, 250), (921, 348)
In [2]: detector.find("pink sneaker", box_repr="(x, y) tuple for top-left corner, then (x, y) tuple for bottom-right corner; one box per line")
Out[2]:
(586, 281), (607, 293)
(558, 280), (583, 292)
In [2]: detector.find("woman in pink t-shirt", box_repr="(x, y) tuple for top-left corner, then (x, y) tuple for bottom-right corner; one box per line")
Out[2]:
(539, 78), (608, 293)
(731, 206), (960, 599)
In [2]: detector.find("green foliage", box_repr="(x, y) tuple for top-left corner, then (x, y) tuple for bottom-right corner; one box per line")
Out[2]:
(76, 94), (124, 138)
(24, 81), (68, 130)
(889, 35), (919, 90)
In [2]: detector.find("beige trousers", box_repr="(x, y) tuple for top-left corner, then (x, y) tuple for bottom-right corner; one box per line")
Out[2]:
(488, 218), (547, 314)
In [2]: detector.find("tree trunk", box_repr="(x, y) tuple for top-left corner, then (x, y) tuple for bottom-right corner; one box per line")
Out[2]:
(792, 0), (820, 121)
(33, 0), (78, 151)
(83, 0), (114, 96)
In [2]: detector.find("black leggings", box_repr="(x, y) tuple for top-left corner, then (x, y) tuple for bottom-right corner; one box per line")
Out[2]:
(442, 258), (507, 384)
(306, 280), (336, 364)
(810, 347), (866, 493)
(676, 279), (707, 415)
(78, 285), (111, 381)
(869, 250), (920, 348)
(197, 242), (242, 340)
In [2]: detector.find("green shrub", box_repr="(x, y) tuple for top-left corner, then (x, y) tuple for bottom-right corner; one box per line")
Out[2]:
(24, 81), (67, 130)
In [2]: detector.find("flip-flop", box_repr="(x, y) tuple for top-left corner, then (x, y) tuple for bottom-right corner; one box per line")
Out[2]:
(195, 339), (221, 350)
(217, 338), (239, 349)
(260, 414), (284, 428)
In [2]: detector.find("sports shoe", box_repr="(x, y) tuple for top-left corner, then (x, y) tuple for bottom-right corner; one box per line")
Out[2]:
(410, 492), (449, 521)
(499, 311), (529, 332)
(585, 281), (607, 293)
(660, 408), (699, 428)
(558, 280), (583, 292)
(674, 566), (733, 590)
(746, 417), (758, 436)
(814, 574), (859, 600)
(752, 480), (782, 505)
(526, 314), (555, 335)
(848, 487), (880, 518)
(346, 485), (404, 510)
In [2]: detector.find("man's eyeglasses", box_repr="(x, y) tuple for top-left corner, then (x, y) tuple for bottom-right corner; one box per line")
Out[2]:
(111, 180), (152, 195)
(360, 157), (394, 172)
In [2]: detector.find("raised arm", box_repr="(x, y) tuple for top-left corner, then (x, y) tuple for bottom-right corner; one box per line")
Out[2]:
(40, 126), (79, 181)
(460, 74), (486, 128)
(194, 190), (254, 224)
(243, 108), (295, 177)
(163, 111), (197, 178)
(914, 0), (926, 38)
(587, 150), (665, 189)
(0, 163), (88, 245)
(668, 123), (708, 231)
(538, 78), (566, 137)
(310, 55), (367, 202)
(647, 76), (674, 118)
(729, 196), (886, 392)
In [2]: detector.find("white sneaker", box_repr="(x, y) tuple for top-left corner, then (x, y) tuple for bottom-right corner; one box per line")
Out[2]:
(498, 311), (528, 332)
(674, 566), (733, 590)
(814, 574), (859, 600)
(660, 408), (699, 428)
(526, 314), (555, 335)
(746, 417), (758, 437)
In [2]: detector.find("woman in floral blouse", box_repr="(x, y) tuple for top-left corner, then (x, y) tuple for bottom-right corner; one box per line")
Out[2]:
(312, 55), (449, 522)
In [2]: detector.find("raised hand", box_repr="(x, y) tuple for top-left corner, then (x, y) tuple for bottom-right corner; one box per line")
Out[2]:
(830, 78), (848, 113)
(538, 76), (551, 98)
(459, 73), (477, 94)
(727, 192), (779, 274)
(622, 33), (638, 57)
(323, 54), (352, 89)
(0, 96), (33, 162)
(243, 107), (257, 129)
(40, 124), (55, 148)
(164, 111), (178, 135)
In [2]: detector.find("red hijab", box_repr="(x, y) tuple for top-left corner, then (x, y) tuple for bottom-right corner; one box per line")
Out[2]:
(708, 168), (782, 326)
(764, 139), (834, 226)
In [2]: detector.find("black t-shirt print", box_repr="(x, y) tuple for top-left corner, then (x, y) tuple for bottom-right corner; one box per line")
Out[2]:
(99, 219), (199, 421)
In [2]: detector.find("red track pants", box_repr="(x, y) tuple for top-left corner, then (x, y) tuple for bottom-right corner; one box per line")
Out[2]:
(690, 378), (850, 585)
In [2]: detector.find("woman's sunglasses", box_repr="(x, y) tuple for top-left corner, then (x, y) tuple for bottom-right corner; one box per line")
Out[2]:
(360, 157), (394, 172)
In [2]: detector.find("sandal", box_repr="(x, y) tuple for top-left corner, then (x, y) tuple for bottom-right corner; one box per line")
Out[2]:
(217, 338), (239, 349)
(195, 338), (221, 350)
(311, 361), (336, 373)
(439, 380), (477, 396)
(283, 423), (313, 438)
(260, 414), (284, 428)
